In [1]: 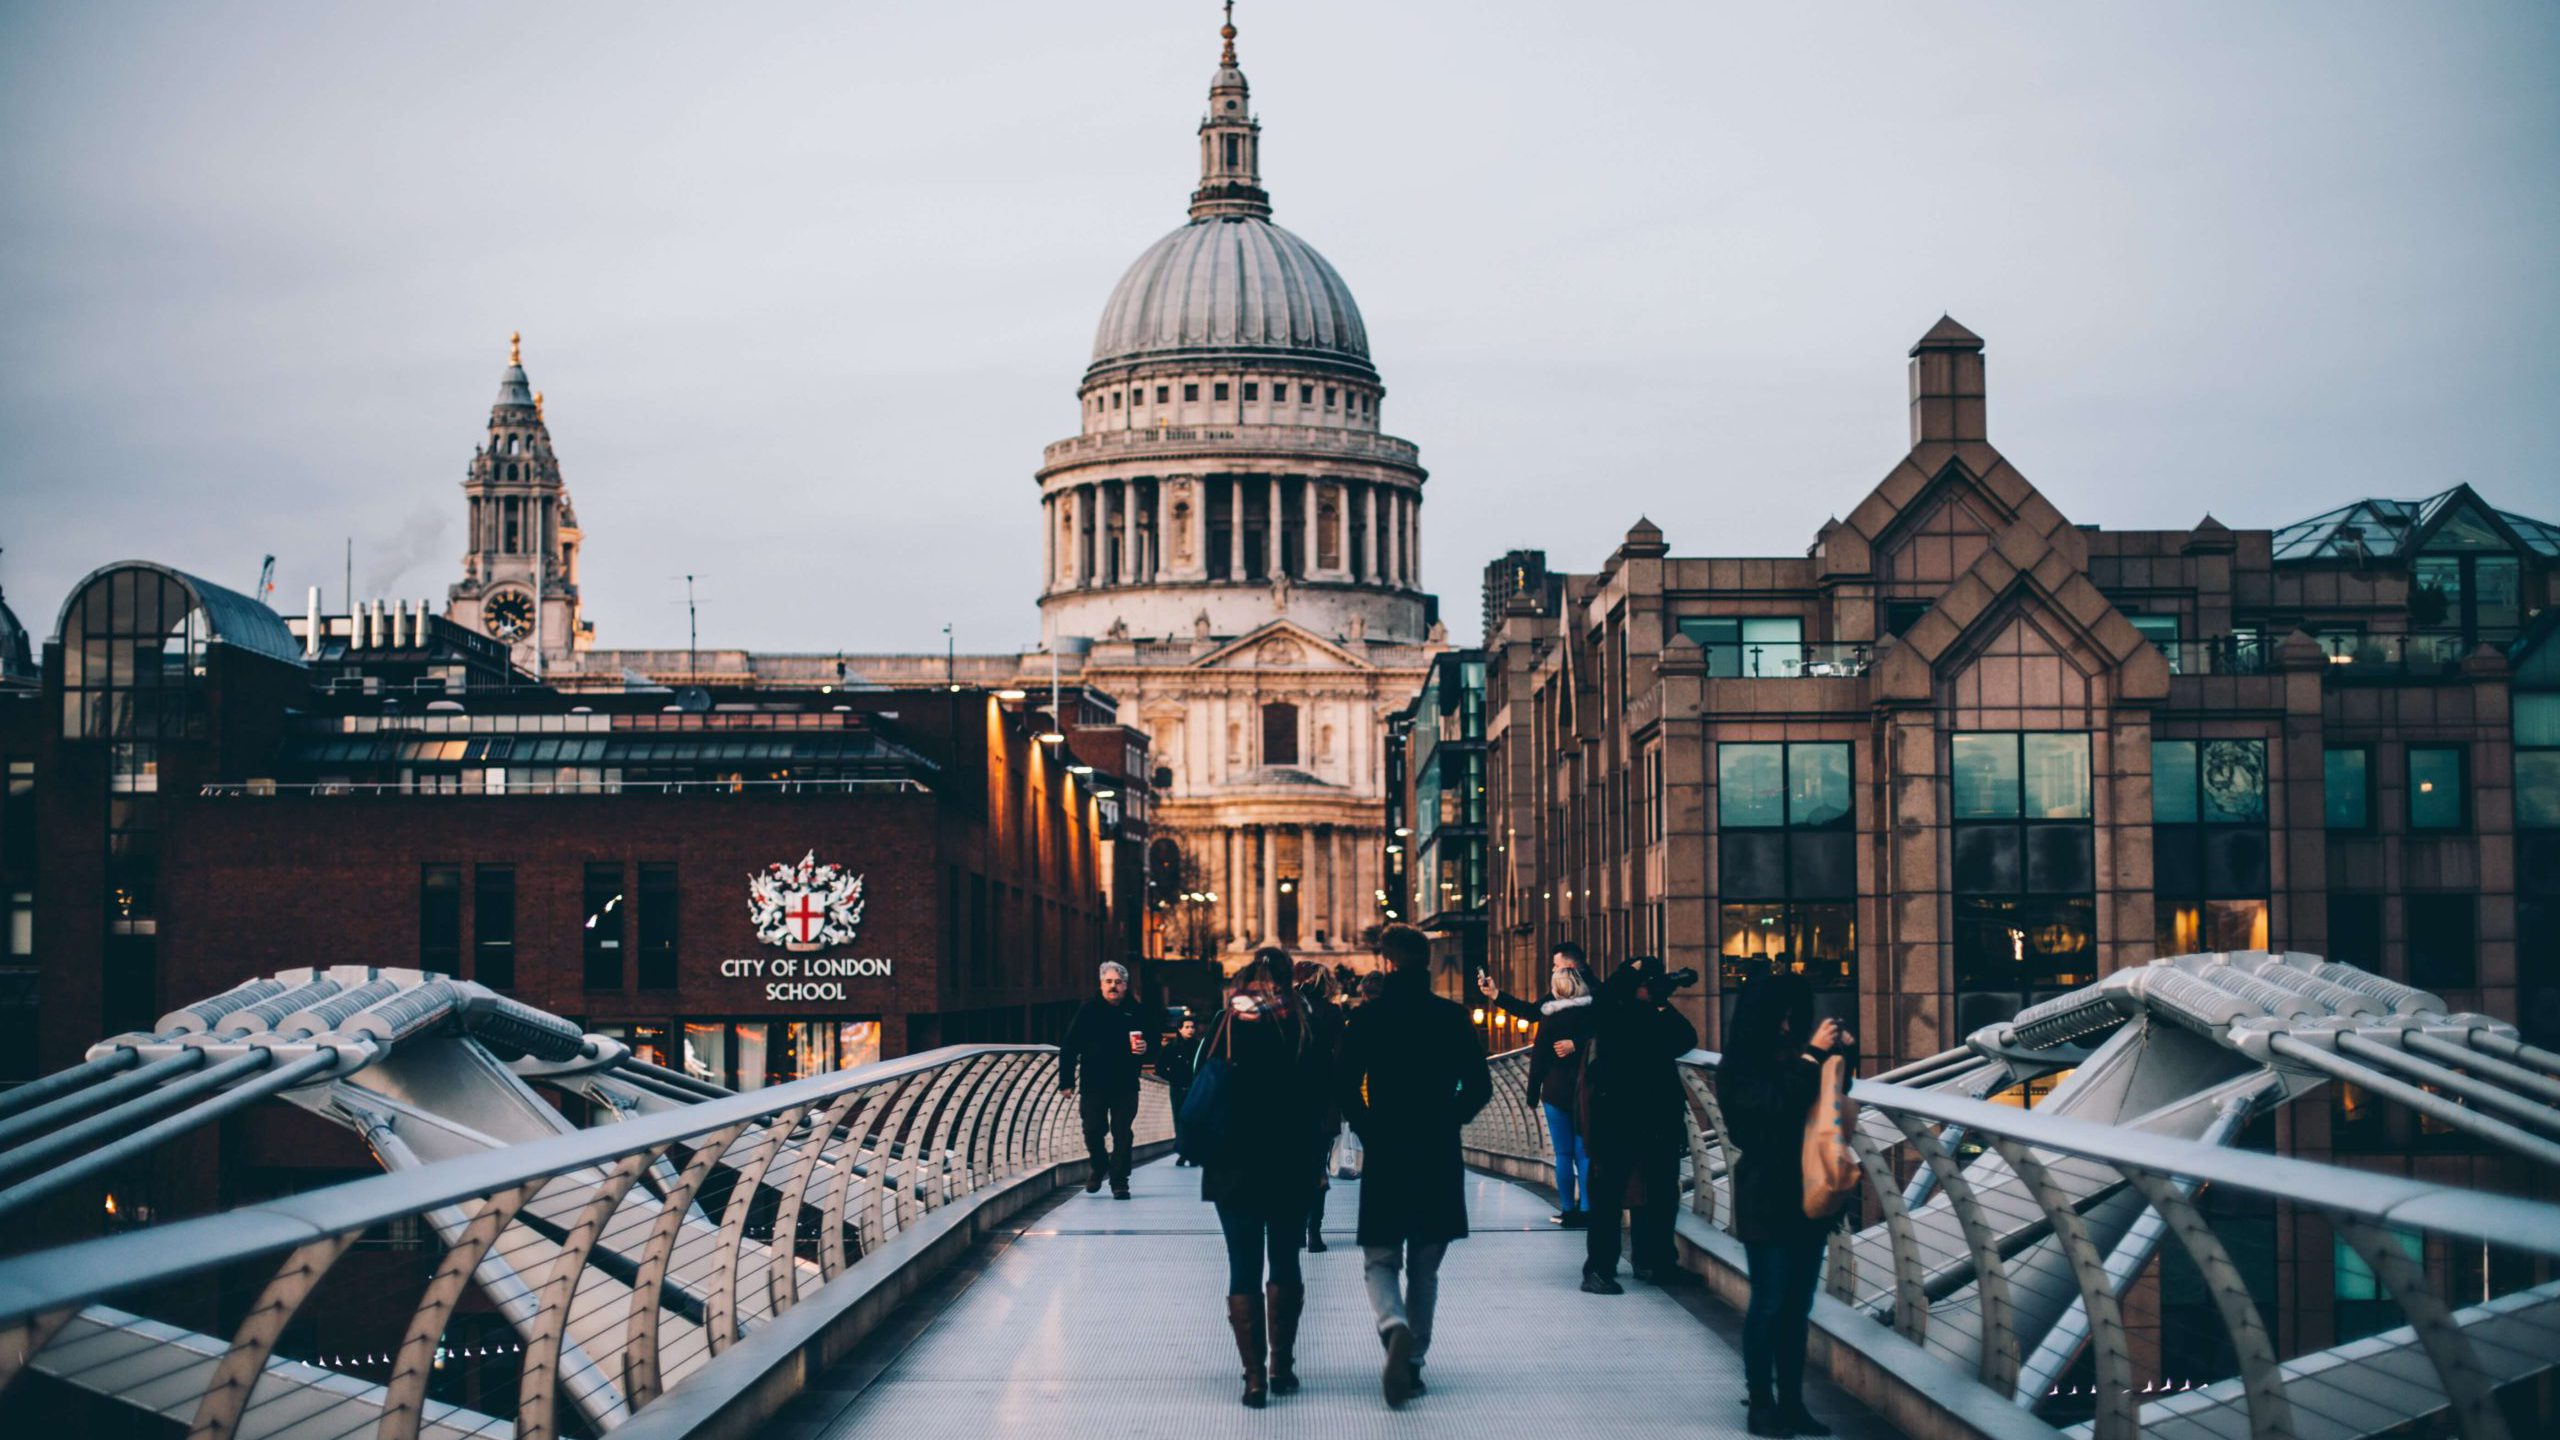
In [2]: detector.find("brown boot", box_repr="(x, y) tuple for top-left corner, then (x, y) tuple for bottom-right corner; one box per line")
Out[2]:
(1226, 1294), (1268, 1408)
(1266, 1283), (1305, 1395)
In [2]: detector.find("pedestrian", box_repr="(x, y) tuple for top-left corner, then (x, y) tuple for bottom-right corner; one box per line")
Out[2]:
(1335, 924), (1492, 1407)
(1719, 970), (1852, 1438)
(1578, 956), (1699, 1294)
(1293, 958), (1347, 1252)
(1198, 947), (1329, 1408)
(1057, 961), (1154, 1199)
(1159, 1014), (1203, 1167)
(1475, 941), (1599, 1226)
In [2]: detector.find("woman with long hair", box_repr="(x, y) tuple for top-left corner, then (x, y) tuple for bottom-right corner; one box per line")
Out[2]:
(1200, 945), (1328, 1407)
(1717, 970), (1854, 1438)
(1476, 943), (1599, 1226)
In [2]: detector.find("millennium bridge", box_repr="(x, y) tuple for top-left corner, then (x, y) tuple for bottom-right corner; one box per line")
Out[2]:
(0, 951), (2553, 1439)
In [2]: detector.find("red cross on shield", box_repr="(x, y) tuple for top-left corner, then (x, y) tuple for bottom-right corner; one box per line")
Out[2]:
(783, 891), (828, 947)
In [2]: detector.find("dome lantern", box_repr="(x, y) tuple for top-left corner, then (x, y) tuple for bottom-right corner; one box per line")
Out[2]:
(1190, 2), (1269, 222)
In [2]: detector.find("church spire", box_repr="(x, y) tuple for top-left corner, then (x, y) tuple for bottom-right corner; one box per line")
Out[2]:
(1189, 2), (1269, 221)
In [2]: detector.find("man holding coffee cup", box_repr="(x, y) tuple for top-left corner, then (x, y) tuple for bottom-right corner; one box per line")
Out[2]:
(1059, 961), (1156, 1198)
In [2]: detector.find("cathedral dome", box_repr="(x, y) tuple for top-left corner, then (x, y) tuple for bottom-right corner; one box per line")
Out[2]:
(1088, 217), (1370, 376)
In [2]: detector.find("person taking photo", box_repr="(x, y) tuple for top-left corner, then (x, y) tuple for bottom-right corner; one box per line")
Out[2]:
(1475, 941), (1599, 1226)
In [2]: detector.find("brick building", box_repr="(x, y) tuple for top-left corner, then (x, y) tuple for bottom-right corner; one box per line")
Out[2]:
(1483, 318), (2560, 1109)
(6, 561), (1138, 1106)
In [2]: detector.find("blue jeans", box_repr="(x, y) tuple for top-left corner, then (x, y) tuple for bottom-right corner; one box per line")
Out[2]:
(1743, 1238), (1827, 1404)
(1542, 1102), (1591, 1210)
(1215, 1198), (1307, 1296)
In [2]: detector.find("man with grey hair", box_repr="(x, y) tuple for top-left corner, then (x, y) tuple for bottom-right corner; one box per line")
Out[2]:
(1059, 960), (1155, 1198)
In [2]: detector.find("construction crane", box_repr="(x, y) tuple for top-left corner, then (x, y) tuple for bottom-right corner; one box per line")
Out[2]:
(252, 554), (276, 606)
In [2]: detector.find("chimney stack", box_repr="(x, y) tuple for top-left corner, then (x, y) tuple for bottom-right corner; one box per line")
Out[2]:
(1908, 315), (1986, 446)
(304, 587), (321, 659)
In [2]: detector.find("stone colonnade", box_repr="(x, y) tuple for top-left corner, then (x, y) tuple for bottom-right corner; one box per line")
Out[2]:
(1043, 475), (1419, 593)
(1195, 821), (1377, 954)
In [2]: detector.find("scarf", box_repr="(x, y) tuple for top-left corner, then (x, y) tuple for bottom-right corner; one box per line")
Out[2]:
(1541, 994), (1595, 1016)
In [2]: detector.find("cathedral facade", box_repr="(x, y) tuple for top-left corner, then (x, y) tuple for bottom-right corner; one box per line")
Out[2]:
(443, 14), (1445, 968)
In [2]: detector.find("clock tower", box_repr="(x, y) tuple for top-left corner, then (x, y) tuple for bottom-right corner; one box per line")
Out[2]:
(446, 333), (590, 672)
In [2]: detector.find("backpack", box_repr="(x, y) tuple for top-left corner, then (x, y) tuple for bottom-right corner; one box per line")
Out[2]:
(1174, 1018), (1235, 1164)
(1800, 1054), (1860, 1219)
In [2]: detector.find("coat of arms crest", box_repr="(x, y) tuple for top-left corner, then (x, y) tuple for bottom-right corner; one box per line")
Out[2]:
(747, 850), (865, 952)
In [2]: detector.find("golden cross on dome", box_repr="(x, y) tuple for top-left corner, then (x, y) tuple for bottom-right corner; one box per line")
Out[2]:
(509, 330), (522, 365)
(1220, 1), (1237, 61)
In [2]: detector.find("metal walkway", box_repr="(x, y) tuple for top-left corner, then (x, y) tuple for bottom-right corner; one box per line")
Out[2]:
(767, 1157), (1893, 1440)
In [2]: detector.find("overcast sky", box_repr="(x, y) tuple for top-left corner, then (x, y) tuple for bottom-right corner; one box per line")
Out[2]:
(3, 2), (2555, 651)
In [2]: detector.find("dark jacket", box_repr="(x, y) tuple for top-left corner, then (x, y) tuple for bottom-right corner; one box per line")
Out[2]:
(1337, 970), (1494, 1247)
(1717, 1044), (1832, 1245)
(1577, 975), (1698, 1165)
(1157, 1034), (1200, 1094)
(1491, 990), (1598, 1110)
(1058, 994), (1155, 1093)
(1198, 1004), (1329, 1212)
(1301, 990), (1346, 1132)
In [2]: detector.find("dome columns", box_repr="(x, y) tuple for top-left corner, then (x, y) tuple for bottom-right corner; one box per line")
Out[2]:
(1040, 470), (1421, 600)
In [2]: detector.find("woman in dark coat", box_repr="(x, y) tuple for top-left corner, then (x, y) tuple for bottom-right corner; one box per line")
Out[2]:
(1199, 947), (1328, 1408)
(1578, 958), (1699, 1291)
(1716, 970), (1853, 1438)
(1294, 959), (1347, 1251)
(1477, 950), (1599, 1224)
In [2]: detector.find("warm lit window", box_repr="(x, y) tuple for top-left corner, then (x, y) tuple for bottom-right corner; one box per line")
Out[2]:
(2407, 746), (2467, 831)
(1717, 743), (1854, 992)
(1952, 734), (2095, 1000)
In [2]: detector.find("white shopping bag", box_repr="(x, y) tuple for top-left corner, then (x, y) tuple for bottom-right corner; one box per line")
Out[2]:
(1332, 1129), (1365, 1180)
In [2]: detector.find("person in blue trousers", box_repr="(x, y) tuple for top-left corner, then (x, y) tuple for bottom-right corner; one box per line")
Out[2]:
(1476, 942), (1599, 1226)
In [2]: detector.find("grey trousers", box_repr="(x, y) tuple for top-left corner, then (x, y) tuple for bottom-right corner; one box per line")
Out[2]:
(1361, 1241), (1449, 1359)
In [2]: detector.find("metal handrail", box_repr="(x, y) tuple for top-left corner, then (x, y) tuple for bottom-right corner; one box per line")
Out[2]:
(1462, 1043), (2560, 1440)
(0, 1043), (1165, 1440)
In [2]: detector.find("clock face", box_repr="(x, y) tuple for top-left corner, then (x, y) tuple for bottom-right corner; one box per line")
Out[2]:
(484, 591), (535, 643)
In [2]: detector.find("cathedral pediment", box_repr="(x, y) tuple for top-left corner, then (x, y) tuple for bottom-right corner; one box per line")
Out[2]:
(1190, 620), (1369, 672)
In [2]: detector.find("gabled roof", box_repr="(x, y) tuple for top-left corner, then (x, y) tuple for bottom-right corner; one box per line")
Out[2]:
(1186, 619), (1370, 672)
(2269, 484), (2559, 562)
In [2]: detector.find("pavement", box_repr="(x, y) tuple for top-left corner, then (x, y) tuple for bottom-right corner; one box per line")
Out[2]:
(768, 1154), (1898, 1439)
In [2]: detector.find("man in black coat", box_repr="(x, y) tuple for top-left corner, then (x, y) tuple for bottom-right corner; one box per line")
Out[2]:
(1058, 961), (1155, 1198)
(1156, 1014), (1202, 1168)
(1579, 956), (1700, 1293)
(1336, 925), (1492, 1407)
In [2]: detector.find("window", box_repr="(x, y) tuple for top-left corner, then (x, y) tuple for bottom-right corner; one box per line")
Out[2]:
(584, 862), (625, 990)
(1155, 385), (1169, 404)
(1716, 743), (1855, 991)
(1953, 734), (2095, 996)
(2407, 746), (2466, 831)
(420, 865), (461, 974)
(638, 863), (678, 990)
(2131, 615), (2181, 673)
(2517, 694), (2560, 829)
(7, 890), (31, 958)
(2153, 739), (2270, 955)
(2327, 893), (2382, 969)
(1243, 382), (1258, 402)
(473, 865), (515, 988)
(1676, 616), (1806, 677)
(1884, 599), (1931, 637)
(1262, 702), (1299, 766)
(58, 566), (209, 741)
(1, 760), (31, 874)
(2406, 893), (2475, 988)
(2325, 748), (2371, 830)
(1300, 384), (1313, 403)
(2334, 1230), (2424, 1343)
(1324, 387), (1337, 406)
(1213, 382), (1230, 401)
(1183, 383), (1199, 402)
(1111, 391), (1122, 409)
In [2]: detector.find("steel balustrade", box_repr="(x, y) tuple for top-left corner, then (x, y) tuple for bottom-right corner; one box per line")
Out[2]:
(0, 1043), (1162, 1440)
(1460, 1044), (2560, 1440)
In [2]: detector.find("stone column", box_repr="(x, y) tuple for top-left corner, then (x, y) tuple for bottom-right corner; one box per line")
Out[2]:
(1382, 492), (1400, 587)
(1361, 483), (1378, 583)
(1042, 492), (1056, 592)
(1228, 477), (1245, 579)
(1303, 479), (1320, 579)
(1407, 492), (1421, 588)
(1224, 827), (1243, 948)
(1267, 477), (1283, 579)
(1069, 486), (1088, 587)
(1121, 479), (1141, 583)
(1154, 479), (1171, 582)
(1262, 827), (1280, 944)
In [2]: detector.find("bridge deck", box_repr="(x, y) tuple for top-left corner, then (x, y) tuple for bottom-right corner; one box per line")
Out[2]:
(771, 1157), (1891, 1439)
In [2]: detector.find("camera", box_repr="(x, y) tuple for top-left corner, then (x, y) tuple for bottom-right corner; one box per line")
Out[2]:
(1656, 966), (1701, 992)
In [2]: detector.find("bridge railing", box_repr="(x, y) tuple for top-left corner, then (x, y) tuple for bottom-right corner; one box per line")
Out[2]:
(0, 1044), (1165, 1440)
(1463, 1045), (2560, 1440)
